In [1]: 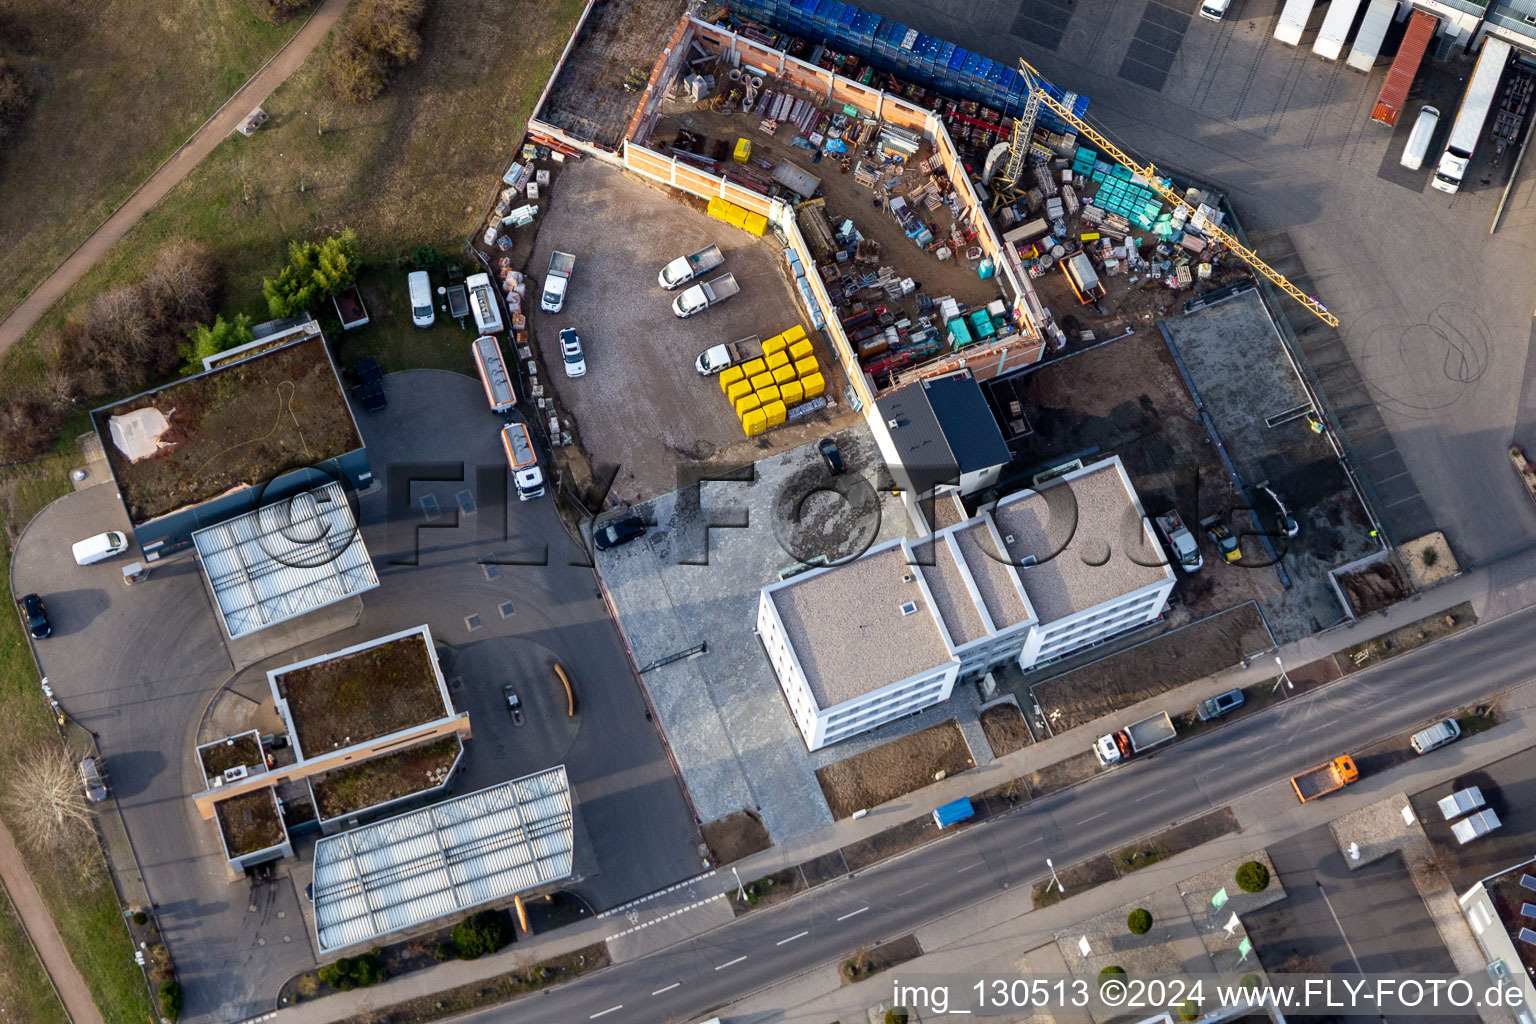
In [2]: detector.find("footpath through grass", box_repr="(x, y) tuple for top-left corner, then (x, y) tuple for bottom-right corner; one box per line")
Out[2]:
(0, 0), (303, 324)
(8, 0), (588, 388)
(0, 439), (156, 1024)
(0, 883), (70, 1024)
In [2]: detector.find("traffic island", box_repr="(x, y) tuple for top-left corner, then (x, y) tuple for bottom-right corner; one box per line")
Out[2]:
(1175, 851), (1285, 975)
(841, 934), (922, 986)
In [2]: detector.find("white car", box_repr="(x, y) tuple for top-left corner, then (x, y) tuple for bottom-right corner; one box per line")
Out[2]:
(559, 328), (586, 378)
(72, 530), (130, 565)
(407, 270), (435, 328)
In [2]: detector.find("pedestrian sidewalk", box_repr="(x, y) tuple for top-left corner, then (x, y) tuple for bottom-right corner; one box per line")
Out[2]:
(721, 674), (1536, 1024)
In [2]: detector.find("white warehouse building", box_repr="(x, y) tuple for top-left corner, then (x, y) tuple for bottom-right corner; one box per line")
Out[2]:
(758, 457), (1176, 750)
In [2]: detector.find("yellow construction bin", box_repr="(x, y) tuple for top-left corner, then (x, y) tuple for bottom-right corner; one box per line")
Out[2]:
(788, 339), (814, 361)
(725, 205), (747, 228)
(800, 372), (826, 399)
(761, 400), (787, 427)
(726, 378), (753, 404)
(707, 198), (732, 221)
(735, 392), (762, 417)
(742, 408), (768, 435)
(739, 357), (767, 379)
(733, 138), (751, 163)
(762, 333), (788, 356)
(741, 212), (768, 236)
(783, 324), (807, 344)
(765, 349), (790, 370)
(780, 379), (804, 405)
(756, 384), (780, 406)
(749, 371), (775, 392)
(771, 363), (796, 385)
(794, 356), (819, 378)
(719, 364), (746, 393)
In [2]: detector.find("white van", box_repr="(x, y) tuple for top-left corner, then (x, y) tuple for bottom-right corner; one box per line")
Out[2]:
(72, 531), (129, 566)
(1400, 106), (1440, 171)
(1411, 718), (1461, 755)
(407, 271), (434, 328)
(1199, 0), (1231, 21)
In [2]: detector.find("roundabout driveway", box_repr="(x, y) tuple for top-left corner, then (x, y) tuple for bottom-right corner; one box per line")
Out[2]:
(10, 369), (702, 1023)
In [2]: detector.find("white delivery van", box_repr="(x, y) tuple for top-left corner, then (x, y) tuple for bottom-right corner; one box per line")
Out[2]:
(1400, 105), (1440, 170)
(465, 273), (505, 334)
(1411, 718), (1461, 754)
(407, 270), (434, 328)
(1199, 0), (1231, 21)
(72, 531), (130, 566)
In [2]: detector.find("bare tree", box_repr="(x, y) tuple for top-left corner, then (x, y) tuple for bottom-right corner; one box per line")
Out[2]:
(5, 743), (96, 867)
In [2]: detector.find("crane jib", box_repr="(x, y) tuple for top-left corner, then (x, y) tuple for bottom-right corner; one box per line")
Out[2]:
(1015, 59), (1339, 328)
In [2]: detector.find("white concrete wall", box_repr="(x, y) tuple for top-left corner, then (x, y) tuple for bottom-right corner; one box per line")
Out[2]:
(811, 662), (958, 749)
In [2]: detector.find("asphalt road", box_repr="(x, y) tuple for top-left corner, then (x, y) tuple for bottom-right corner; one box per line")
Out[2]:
(858, 0), (1536, 564)
(459, 597), (1536, 1024)
(11, 370), (704, 1023)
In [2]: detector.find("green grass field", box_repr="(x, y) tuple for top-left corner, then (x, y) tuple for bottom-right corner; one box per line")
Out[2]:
(0, 884), (70, 1024)
(8, 0), (585, 385)
(0, 0), (304, 323)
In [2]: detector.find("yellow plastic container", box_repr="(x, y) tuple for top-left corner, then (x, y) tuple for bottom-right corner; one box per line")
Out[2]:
(788, 339), (814, 361)
(739, 357), (767, 379)
(741, 212), (768, 236)
(707, 198), (732, 221)
(780, 379), (804, 405)
(725, 206), (747, 228)
(742, 409), (768, 435)
(761, 400), (787, 426)
(771, 363), (796, 385)
(719, 364), (746, 393)
(762, 333), (789, 356)
(735, 392), (762, 416)
(794, 356), (819, 378)
(756, 384), (780, 406)
(765, 349), (790, 370)
(726, 378), (753, 404)
(750, 372), (775, 392)
(800, 372), (825, 399)
(733, 138), (751, 164)
(783, 324), (807, 344)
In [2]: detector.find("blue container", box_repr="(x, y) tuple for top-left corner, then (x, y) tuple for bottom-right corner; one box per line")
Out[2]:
(948, 46), (968, 72)
(933, 798), (975, 829)
(937, 41), (955, 69)
(852, 10), (879, 36)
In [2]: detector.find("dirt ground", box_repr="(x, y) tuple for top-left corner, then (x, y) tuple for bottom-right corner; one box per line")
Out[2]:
(1022, 749), (1105, 798)
(985, 330), (1283, 625)
(979, 702), (1032, 758)
(815, 719), (975, 820)
(839, 817), (938, 872)
(1112, 807), (1239, 875)
(1338, 559), (1412, 616)
(1340, 601), (1476, 672)
(700, 809), (772, 865)
(730, 867), (805, 917)
(1026, 603), (1272, 733)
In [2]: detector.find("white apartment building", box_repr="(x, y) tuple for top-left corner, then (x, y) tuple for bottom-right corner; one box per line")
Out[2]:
(759, 457), (1175, 750)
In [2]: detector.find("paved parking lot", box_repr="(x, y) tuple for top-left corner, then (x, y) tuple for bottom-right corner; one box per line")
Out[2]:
(1409, 744), (1536, 894)
(596, 423), (991, 841)
(527, 159), (862, 503)
(13, 370), (703, 1023)
(863, 0), (1536, 566)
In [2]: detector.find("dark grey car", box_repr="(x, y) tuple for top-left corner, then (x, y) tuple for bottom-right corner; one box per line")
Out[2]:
(1197, 688), (1245, 721)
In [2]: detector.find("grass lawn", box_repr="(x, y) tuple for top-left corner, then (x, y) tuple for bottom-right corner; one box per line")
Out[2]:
(0, 436), (156, 1024)
(7, 0), (588, 390)
(0, 885), (70, 1024)
(0, 0), (304, 323)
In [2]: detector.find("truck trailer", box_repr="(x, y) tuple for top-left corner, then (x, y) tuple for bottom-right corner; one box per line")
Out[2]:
(1291, 755), (1358, 802)
(1313, 0), (1365, 61)
(1274, 0), (1314, 46)
(1094, 711), (1176, 766)
(1433, 37), (1514, 193)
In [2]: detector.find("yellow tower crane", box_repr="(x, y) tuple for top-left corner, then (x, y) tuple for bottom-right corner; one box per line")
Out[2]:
(1016, 59), (1338, 328)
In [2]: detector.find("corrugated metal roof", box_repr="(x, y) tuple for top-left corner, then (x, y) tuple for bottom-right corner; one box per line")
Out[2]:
(311, 767), (574, 952)
(193, 482), (378, 639)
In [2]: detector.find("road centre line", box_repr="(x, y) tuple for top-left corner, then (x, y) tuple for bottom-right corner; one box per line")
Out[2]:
(777, 930), (809, 945)
(837, 906), (869, 921)
(651, 982), (680, 995)
(590, 1006), (622, 1019)
(715, 955), (748, 970)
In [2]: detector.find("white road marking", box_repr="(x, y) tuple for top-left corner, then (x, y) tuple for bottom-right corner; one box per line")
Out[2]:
(715, 955), (748, 970)
(1078, 810), (1108, 824)
(837, 906), (869, 921)
(651, 982), (680, 995)
(777, 930), (809, 945)
(590, 1006), (623, 1019)
(897, 882), (931, 896)
(956, 861), (983, 874)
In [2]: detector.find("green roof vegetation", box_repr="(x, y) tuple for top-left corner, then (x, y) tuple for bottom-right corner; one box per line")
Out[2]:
(198, 733), (263, 779)
(94, 336), (360, 523)
(278, 634), (446, 755)
(214, 788), (285, 857)
(310, 736), (460, 819)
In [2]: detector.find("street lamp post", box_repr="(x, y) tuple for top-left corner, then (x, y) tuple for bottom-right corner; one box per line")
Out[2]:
(1046, 857), (1064, 894)
(731, 865), (747, 902)
(1271, 655), (1295, 696)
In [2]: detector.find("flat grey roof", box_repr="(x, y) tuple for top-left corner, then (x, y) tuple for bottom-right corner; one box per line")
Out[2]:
(311, 767), (573, 953)
(920, 536), (989, 646)
(952, 521), (1032, 629)
(991, 461), (1168, 623)
(771, 543), (952, 708)
(194, 481), (379, 639)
